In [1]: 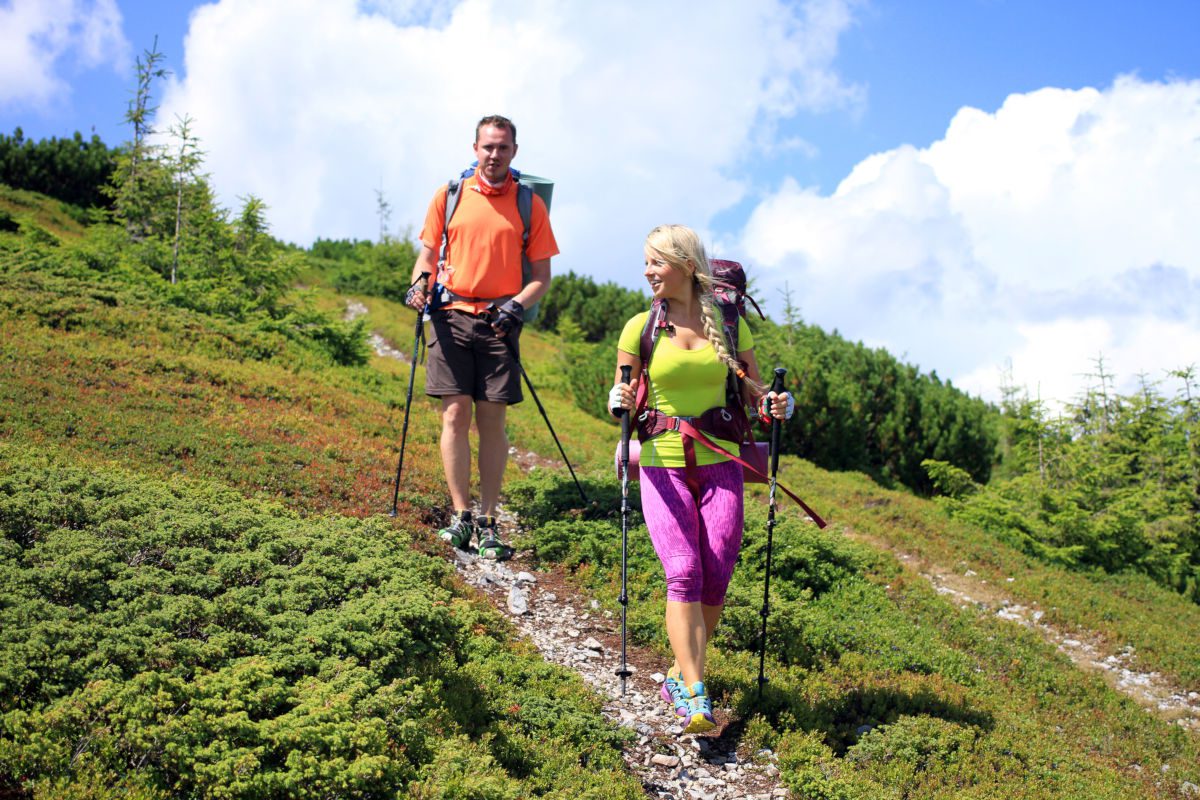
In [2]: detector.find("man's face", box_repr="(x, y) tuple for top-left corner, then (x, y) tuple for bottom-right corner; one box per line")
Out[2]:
(473, 124), (517, 184)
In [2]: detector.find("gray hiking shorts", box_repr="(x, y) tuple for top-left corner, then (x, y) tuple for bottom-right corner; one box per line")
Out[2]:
(425, 309), (523, 405)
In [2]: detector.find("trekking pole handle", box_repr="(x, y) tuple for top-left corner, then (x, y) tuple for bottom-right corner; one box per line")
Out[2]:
(619, 364), (632, 465)
(770, 367), (787, 475)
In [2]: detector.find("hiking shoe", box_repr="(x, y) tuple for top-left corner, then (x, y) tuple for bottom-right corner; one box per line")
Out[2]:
(438, 511), (474, 550)
(680, 682), (716, 734)
(660, 666), (688, 718)
(476, 516), (512, 560)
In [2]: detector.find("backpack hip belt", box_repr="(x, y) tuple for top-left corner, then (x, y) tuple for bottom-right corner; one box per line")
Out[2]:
(429, 283), (516, 315)
(635, 405), (747, 445)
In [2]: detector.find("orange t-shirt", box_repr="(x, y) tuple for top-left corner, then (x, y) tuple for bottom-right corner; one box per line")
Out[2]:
(419, 172), (559, 314)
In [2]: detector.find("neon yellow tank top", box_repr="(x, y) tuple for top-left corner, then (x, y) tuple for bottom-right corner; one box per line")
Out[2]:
(617, 311), (754, 468)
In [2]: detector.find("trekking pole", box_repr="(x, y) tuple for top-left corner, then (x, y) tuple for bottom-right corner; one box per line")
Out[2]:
(389, 273), (430, 517)
(500, 336), (589, 505)
(615, 365), (634, 695)
(757, 367), (787, 700)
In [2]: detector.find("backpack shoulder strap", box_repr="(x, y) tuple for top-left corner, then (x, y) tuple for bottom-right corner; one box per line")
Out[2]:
(640, 299), (669, 369)
(633, 301), (668, 417)
(440, 178), (464, 264)
(516, 182), (533, 252)
(716, 300), (744, 411)
(719, 301), (739, 353)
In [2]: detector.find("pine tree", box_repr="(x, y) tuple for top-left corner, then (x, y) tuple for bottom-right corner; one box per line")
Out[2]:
(106, 38), (172, 241)
(167, 114), (206, 284)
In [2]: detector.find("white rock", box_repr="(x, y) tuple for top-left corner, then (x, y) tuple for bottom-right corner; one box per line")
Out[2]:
(506, 586), (528, 615)
(516, 571), (537, 584)
(651, 754), (681, 768)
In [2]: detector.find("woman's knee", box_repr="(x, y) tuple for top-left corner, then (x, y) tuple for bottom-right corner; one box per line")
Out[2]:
(663, 555), (703, 603)
(699, 582), (731, 607)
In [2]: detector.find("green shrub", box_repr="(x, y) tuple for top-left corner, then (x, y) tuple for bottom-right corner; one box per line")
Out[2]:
(0, 447), (642, 797)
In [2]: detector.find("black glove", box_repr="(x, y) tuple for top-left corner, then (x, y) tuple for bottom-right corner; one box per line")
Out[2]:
(405, 283), (424, 307)
(490, 299), (524, 336)
(405, 272), (430, 309)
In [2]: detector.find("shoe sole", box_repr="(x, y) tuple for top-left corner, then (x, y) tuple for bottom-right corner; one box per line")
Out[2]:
(682, 713), (716, 734)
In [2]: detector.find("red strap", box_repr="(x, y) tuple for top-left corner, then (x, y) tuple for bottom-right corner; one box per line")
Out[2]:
(675, 418), (827, 529)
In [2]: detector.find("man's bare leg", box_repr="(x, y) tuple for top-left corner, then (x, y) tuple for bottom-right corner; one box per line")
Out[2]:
(440, 395), (474, 511)
(474, 400), (508, 519)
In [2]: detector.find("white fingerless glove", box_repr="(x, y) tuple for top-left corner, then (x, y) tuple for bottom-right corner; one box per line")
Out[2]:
(608, 384), (628, 418)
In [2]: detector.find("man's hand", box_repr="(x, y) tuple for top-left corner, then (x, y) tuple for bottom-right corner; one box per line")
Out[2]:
(490, 299), (524, 337)
(405, 273), (430, 311)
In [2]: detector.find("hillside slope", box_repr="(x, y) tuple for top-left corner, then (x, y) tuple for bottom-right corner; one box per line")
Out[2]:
(1, 202), (1198, 799)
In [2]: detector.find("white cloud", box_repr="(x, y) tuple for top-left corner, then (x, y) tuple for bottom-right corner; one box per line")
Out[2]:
(156, 0), (863, 268)
(740, 76), (1200, 404)
(958, 317), (1200, 412)
(0, 0), (128, 109)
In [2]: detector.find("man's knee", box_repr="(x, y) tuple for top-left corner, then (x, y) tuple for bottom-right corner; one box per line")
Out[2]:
(474, 400), (508, 435)
(441, 396), (473, 433)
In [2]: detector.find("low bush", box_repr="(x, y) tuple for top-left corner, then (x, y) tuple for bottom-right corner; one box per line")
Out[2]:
(0, 447), (642, 798)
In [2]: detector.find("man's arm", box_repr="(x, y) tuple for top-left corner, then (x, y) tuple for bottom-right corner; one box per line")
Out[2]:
(513, 257), (551, 308)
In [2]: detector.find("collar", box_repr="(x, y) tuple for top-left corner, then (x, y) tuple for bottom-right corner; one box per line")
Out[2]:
(472, 167), (514, 196)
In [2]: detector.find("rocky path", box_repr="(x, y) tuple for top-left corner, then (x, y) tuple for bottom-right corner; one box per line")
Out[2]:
(448, 514), (790, 800)
(348, 301), (790, 797)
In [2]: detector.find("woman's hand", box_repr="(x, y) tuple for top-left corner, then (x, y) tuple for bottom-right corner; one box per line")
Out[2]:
(757, 390), (795, 422)
(608, 383), (634, 417)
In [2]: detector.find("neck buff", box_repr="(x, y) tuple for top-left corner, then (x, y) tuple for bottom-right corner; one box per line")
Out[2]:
(473, 166), (513, 196)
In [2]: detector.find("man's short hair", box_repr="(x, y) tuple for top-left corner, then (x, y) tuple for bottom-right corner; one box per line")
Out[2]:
(476, 114), (517, 144)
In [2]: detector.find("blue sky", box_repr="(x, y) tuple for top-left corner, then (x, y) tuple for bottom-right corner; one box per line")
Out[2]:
(3, 0), (1200, 407)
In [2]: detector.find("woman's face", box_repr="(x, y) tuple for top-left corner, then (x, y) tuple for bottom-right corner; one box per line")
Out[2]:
(644, 251), (690, 301)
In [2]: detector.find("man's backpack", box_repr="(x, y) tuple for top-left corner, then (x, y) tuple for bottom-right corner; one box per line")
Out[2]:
(438, 166), (542, 323)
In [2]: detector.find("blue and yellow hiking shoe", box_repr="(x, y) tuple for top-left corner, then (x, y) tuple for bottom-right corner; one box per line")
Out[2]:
(660, 666), (688, 718)
(680, 681), (716, 734)
(476, 516), (512, 561)
(438, 511), (474, 550)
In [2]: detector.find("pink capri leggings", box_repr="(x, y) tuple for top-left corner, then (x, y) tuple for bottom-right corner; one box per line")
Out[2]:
(640, 460), (745, 605)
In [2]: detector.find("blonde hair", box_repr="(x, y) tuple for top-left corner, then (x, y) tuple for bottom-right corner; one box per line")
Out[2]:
(644, 224), (764, 395)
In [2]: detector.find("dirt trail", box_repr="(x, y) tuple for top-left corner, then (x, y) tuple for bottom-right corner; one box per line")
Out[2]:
(847, 529), (1200, 732)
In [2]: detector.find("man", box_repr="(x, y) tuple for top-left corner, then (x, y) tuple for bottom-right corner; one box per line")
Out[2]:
(405, 114), (558, 559)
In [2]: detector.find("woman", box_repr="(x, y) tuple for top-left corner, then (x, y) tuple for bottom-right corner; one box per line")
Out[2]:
(608, 224), (793, 734)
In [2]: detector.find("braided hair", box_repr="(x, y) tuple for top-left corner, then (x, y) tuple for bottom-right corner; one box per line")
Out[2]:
(644, 225), (765, 396)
